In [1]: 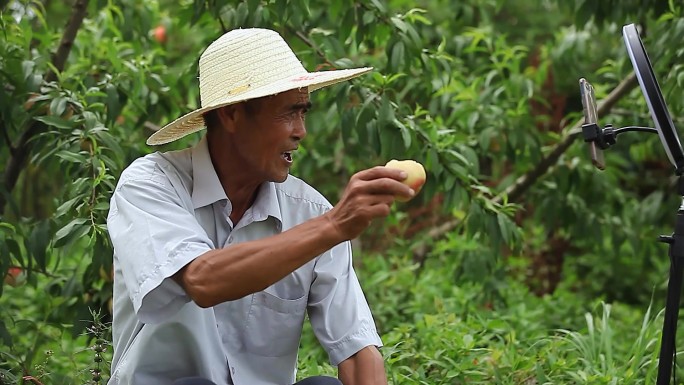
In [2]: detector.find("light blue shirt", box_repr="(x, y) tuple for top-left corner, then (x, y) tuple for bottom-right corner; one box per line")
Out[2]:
(106, 136), (382, 385)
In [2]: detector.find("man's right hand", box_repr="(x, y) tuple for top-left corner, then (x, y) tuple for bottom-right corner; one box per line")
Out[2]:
(324, 166), (415, 241)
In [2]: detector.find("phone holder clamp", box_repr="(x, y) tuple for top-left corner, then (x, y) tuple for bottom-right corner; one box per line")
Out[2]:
(582, 121), (658, 150)
(582, 122), (617, 149)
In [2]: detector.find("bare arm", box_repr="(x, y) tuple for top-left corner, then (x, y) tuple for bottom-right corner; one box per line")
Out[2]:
(175, 215), (340, 306)
(174, 166), (413, 307)
(338, 346), (388, 385)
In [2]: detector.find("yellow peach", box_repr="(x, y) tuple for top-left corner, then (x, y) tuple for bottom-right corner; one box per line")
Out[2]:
(385, 159), (426, 202)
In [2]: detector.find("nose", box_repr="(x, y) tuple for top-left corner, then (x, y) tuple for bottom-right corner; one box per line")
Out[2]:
(292, 118), (307, 142)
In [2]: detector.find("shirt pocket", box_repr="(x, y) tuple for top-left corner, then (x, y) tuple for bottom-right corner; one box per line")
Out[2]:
(242, 290), (307, 357)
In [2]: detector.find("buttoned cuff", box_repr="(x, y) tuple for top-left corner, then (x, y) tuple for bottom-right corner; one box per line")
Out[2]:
(328, 328), (383, 366)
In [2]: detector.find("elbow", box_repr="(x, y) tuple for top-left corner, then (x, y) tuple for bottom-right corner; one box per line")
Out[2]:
(194, 298), (216, 309)
(176, 254), (252, 307)
(191, 291), (216, 309)
(179, 258), (218, 308)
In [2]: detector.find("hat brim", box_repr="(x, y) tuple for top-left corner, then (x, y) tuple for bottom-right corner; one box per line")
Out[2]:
(146, 67), (373, 145)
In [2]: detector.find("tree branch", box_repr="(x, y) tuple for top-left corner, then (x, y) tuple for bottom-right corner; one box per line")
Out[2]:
(412, 72), (639, 260)
(0, 0), (90, 216)
(0, 118), (16, 157)
(46, 0), (88, 83)
(286, 26), (336, 68)
(216, 14), (227, 33)
(502, 72), (638, 203)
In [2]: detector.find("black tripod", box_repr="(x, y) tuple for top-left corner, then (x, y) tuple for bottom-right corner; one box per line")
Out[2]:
(656, 175), (684, 385)
(583, 121), (684, 384)
(583, 22), (684, 384)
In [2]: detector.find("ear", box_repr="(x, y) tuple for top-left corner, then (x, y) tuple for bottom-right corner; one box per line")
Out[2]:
(218, 103), (248, 134)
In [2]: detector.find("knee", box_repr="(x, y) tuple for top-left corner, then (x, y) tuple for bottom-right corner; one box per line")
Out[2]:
(171, 378), (217, 385)
(295, 376), (343, 385)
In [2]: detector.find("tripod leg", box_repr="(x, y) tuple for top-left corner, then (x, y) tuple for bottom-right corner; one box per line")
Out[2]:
(656, 251), (684, 385)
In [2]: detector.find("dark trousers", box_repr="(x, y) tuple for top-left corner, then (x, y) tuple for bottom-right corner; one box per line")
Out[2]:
(171, 375), (342, 385)
(294, 377), (342, 385)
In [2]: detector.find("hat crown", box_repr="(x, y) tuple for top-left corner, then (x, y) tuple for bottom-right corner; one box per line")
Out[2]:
(146, 28), (371, 146)
(198, 29), (307, 107)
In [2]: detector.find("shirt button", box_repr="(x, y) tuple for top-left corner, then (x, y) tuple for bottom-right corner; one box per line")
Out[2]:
(227, 237), (234, 244)
(231, 366), (235, 375)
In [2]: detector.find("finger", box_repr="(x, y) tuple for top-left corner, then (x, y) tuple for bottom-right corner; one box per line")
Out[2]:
(355, 178), (414, 198)
(359, 194), (396, 207)
(338, 193), (394, 213)
(355, 195), (396, 217)
(354, 166), (408, 182)
(364, 201), (393, 219)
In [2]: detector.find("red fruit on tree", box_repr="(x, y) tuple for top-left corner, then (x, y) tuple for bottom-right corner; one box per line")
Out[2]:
(153, 25), (167, 44)
(4, 267), (25, 287)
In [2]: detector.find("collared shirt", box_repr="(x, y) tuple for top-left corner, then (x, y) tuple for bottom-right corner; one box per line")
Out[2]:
(106, 136), (382, 385)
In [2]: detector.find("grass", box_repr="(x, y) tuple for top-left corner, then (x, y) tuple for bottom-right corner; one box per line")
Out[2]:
(0, 250), (679, 385)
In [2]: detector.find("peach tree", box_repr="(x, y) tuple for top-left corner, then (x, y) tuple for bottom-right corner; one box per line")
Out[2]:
(0, 0), (683, 382)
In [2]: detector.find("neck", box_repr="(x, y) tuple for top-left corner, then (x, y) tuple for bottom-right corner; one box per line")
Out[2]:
(226, 184), (260, 226)
(207, 132), (261, 225)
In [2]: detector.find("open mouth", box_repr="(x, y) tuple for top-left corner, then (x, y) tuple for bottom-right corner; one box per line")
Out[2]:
(281, 151), (293, 162)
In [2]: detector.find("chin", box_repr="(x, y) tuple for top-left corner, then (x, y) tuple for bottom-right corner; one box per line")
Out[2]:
(273, 173), (289, 183)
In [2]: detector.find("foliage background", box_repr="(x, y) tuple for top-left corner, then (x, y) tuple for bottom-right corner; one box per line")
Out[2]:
(1, 0), (684, 384)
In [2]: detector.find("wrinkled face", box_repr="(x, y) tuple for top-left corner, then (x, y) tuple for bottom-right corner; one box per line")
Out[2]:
(229, 88), (310, 184)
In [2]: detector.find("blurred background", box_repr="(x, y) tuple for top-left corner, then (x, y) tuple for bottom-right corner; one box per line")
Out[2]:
(1, 0), (684, 383)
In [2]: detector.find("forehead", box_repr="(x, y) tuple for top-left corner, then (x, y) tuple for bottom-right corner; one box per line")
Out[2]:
(266, 88), (309, 107)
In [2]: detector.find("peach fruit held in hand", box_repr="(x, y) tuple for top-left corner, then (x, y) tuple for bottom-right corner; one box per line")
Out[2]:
(385, 159), (426, 202)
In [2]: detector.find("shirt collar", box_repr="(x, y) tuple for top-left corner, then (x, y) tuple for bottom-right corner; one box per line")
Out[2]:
(191, 136), (228, 209)
(191, 135), (283, 227)
(251, 181), (283, 226)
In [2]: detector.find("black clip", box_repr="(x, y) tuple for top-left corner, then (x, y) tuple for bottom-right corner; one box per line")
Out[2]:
(582, 123), (616, 150)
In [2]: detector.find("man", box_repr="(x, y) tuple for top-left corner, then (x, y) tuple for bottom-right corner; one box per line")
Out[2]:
(106, 28), (414, 385)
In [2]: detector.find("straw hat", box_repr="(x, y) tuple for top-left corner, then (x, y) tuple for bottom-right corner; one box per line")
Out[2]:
(146, 28), (372, 145)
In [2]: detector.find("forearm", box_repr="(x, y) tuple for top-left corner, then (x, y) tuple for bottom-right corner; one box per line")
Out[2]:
(177, 214), (342, 307)
(338, 346), (388, 385)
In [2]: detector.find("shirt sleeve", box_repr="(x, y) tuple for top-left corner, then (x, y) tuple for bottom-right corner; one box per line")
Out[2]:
(107, 164), (214, 324)
(307, 241), (383, 366)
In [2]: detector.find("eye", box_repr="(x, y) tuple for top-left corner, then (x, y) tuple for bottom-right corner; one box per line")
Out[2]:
(291, 108), (307, 118)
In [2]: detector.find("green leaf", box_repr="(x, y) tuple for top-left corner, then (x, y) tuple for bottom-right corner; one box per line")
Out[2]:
(26, 220), (50, 271)
(5, 239), (22, 267)
(341, 110), (355, 141)
(55, 196), (84, 218)
(247, 0), (260, 16)
(236, 2), (249, 25)
(370, 0), (387, 14)
(378, 97), (393, 126)
(0, 319), (12, 346)
(362, 10), (375, 25)
(56, 150), (88, 164)
(390, 16), (408, 33)
(83, 110), (99, 129)
(27, 73), (42, 90)
(394, 118), (412, 148)
(49, 96), (67, 117)
(0, 222), (16, 233)
(21, 60), (35, 79)
(34, 115), (75, 129)
(390, 41), (405, 72)
(54, 218), (88, 248)
(497, 212), (512, 245)
(106, 83), (121, 122)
